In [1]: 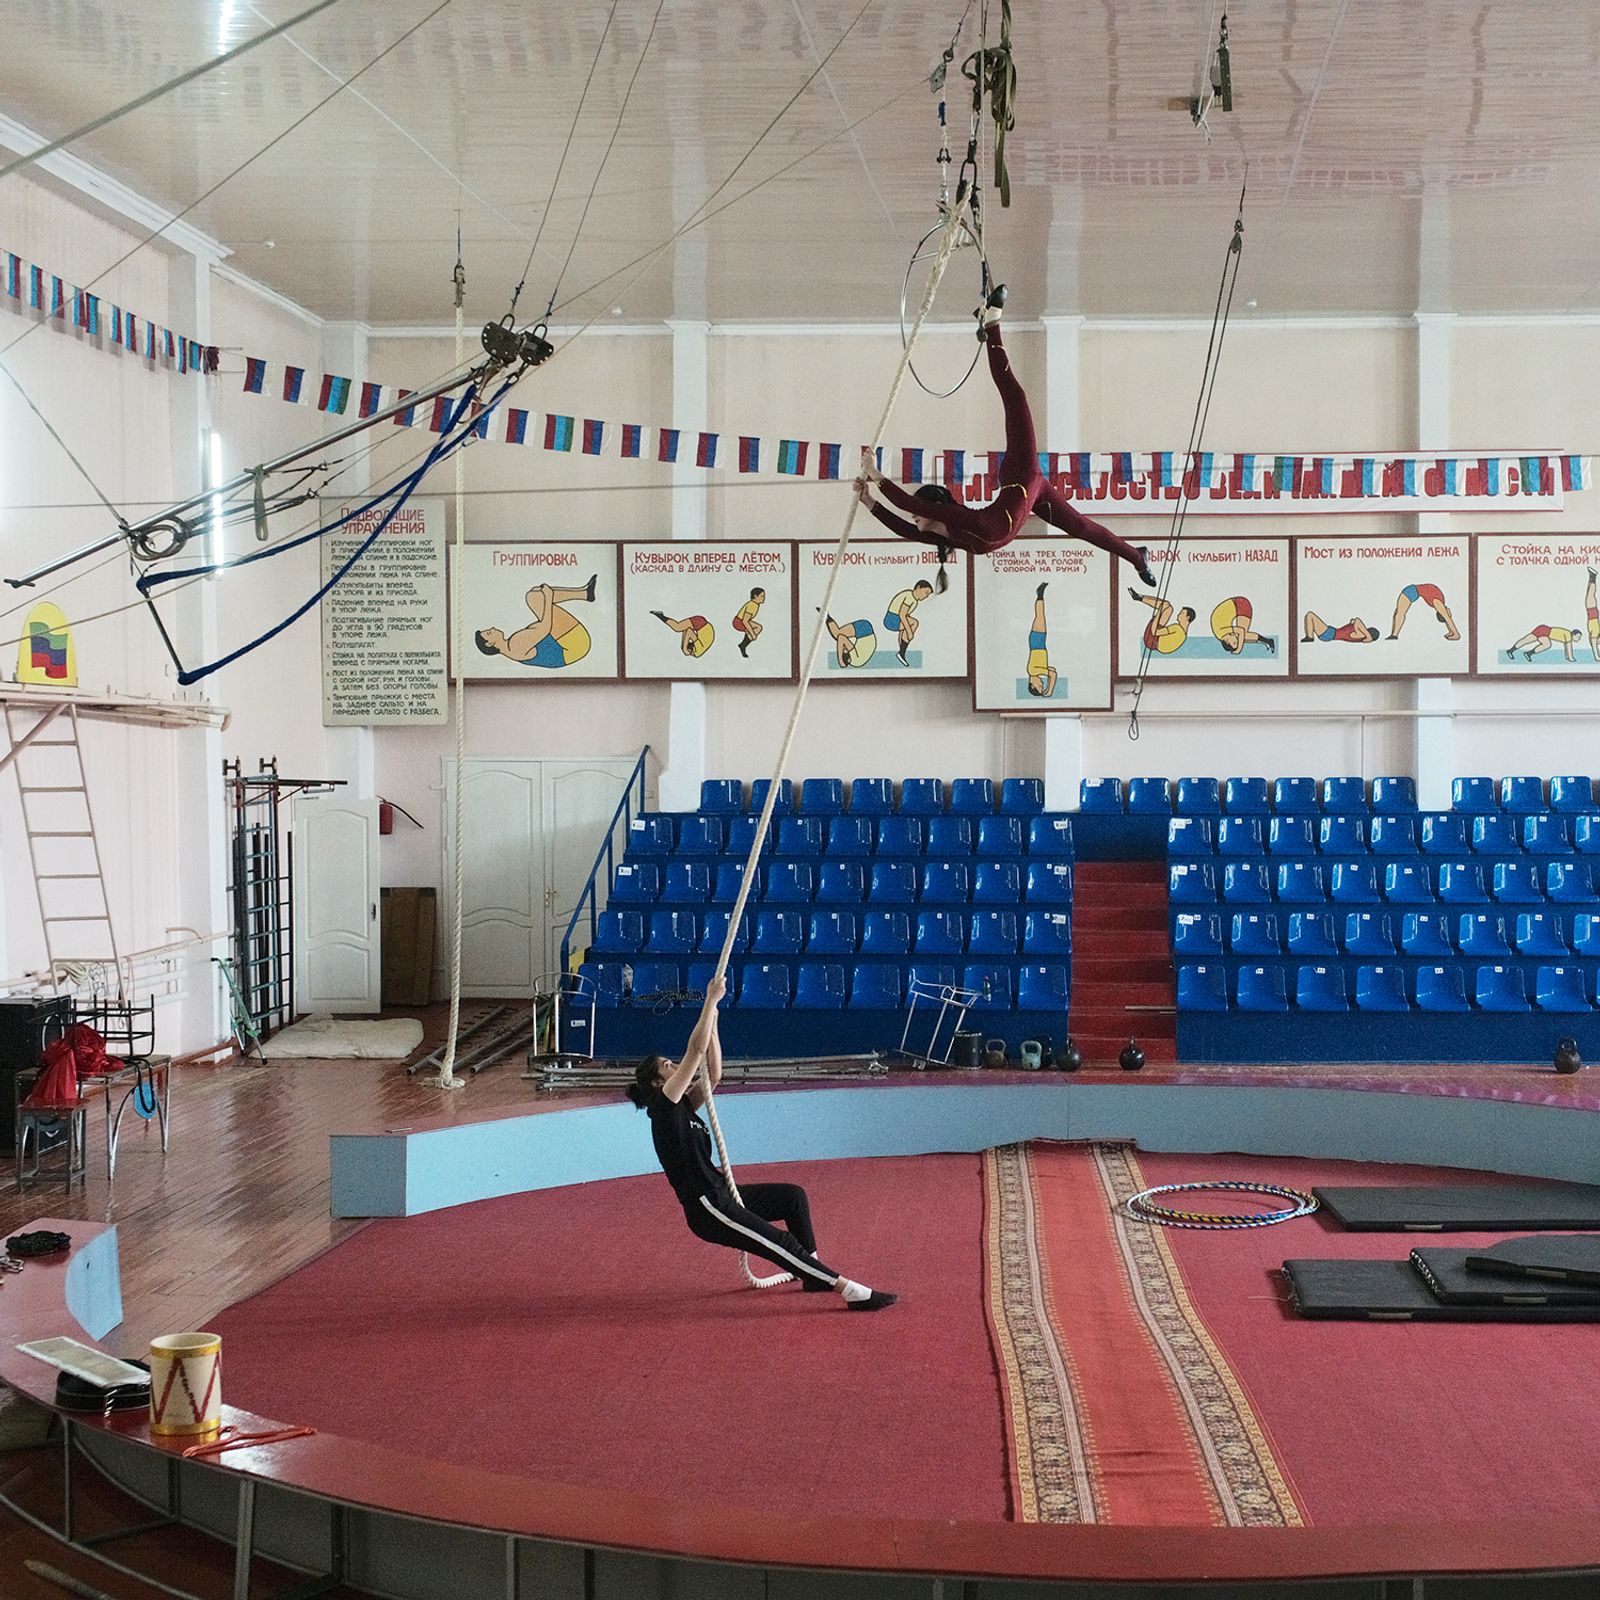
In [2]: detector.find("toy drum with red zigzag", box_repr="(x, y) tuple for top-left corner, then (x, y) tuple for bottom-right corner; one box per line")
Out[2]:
(148, 1332), (222, 1436)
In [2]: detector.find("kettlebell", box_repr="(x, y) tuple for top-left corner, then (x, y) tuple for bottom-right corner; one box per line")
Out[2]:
(1055, 1038), (1083, 1073)
(984, 1037), (1008, 1069)
(1119, 1038), (1146, 1072)
(1555, 1037), (1584, 1075)
(1020, 1040), (1043, 1071)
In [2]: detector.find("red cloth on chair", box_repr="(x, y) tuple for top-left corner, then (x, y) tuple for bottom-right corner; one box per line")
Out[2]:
(23, 1024), (110, 1108)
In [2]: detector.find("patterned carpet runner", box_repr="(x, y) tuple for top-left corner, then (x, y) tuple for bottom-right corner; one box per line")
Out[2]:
(983, 1140), (1304, 1526)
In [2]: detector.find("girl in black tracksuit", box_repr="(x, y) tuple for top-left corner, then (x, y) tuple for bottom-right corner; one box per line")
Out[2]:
(626, 976), (896, 1311)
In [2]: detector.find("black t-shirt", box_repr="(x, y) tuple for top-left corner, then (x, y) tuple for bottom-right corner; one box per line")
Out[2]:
(646, 1087), (726, 1205)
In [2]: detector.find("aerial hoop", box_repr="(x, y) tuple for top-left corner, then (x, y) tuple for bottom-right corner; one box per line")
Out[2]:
(899, 202), (990, 399)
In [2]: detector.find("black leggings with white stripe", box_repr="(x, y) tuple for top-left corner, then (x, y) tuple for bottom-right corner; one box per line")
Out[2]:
(685, 1183), (839, 1287)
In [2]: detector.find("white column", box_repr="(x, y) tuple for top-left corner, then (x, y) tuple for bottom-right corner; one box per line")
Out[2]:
(1038, 314), (1086, 799)
(1043, 714), (1083, 813)
(1412, 310), (1457, 799)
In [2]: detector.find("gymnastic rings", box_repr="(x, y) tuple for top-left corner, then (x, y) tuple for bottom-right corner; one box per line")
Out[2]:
(126, 516), (191, 564)
(899, 209), (991, 400)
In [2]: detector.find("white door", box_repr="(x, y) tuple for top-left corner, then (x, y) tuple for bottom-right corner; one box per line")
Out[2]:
(544, 759), (636, 961)
(292, 796), (381, 1014)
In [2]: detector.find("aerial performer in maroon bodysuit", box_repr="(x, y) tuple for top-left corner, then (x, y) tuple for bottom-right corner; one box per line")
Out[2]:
(855, 286), (1156, 593)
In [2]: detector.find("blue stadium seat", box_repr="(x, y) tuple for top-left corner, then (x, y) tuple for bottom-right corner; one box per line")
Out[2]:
(1000, 778), (1045, 816)
(1475, 964), (1530, 1012)
(1128, 777), (1174, 814)
(963, 964), (1014, 1009)
(1272, 777), (1318, 814)
(1577, 816), (1600, 855)
(1537, 965), (1592, 1013)
(1174, 912), (1224, 957)
(794, 964), (846, 1008)
(1523, 814), (1572, 855)
(1329, 861), (1380, 904)
(593, 910), (645, 956)
(1383, 863), (1434, 904)
(1319, 815), (1368, 854)
(1419, 813), (1467, 855)
(1342, 912), (1396, 956)
(1168, 863), (1217, 903)
(1514, 912), (1568, 957)
(1550, 776), (1595, 815)
(1276, 862), (1327, 903)
(1322, 777), (1368, 812)
(1022, 912), (1073, 958)
(627, 815), (675, 857)
(1024, 862), (1074, 904)
(1268, 817), (1317, 856)
(1078, 777), (1124, 813)
(675, 815), (724, 856)
(1237, 965), (1289, 1011)
(909, 962), (958, 992)
(817, 862), (865, 903)
(614, 865), (671, 916)
(1176, 965), (1228, 1011)
(807, 911), (859, 955)
(750, 911), (804, 957)
(748, 778), (793, 815)
(1400, 913), (1452, 959)
(1576, 914), (1600, 959)
(849, 965), (902, 1008)
(1437, 861), (1489, 903)
(860, 911), (912, 956)
(977, 816), (1026, 858)
(630, 962), (682, 1001)
(739, 963), (792, 1009)
(899, 778), (945, 815)
(1547, 861), (1597, 903)
(1355, 965), (1410, 1012)
(973, 862), (1022, 904)
(1175, 777), (1221, 815)
(1457, 913), (1510, 959)
(1416, 965), (1470, 1012)
(876, 816), (924, 857)
(1499, 776), (1545, 813)
(764, 862), (815, 904)
(581, 961), (626, 1006)
(850, 778), (895, 815)
(1451, 777), (1497, 814)
(700, 779), (743, 815)
(1370, 816), (1419, 855)
(799, 778), (846, 815)
(1168, 818), (1215, 855)
(697, 911), (750, 955)
(1017, 965), (1070, 1011)
(1287, 913), (1339, 958)
(1217, 817), (1266, 856)
(920, 862), (970, 903)
(825, 817), (873, 858)
(1296, 964), (1349, 1011)
(776, 816), (823, 857)
(1493, 861), (1543, 904)
(724, 816), (773, 860)
(713, 863), (751, 904)
(915, 911), (966, 957)
(949, 778), (995, 815)
(645, 910), (698, 956)
(1223, 862), (1272, 903)
(1471, 814), (1521, 855)
(1027, 817), (1076, 858)
(970, 911), (1020, 955)
(1372, 776), (1418, 812)
(1229, 912), (1281, 956)
(869, 862), (917, 903)
(927, 817), (974, 857)
(1225, 777), (1271, 815)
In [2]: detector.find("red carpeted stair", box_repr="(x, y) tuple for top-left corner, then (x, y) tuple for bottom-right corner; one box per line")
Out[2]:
(1069, 861), (1176, 1066)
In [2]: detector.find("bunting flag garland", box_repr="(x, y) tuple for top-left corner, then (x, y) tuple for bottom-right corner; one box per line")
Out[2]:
(282, 365), (306, 404)
(696, 431), (718, 469)
(817, 442), (841, 480)
(621, 423), (643, 458)
(583, 418), (605, 455)
(944, 447), (965, 485)
(739, 435), (760, 473)
(505, 407), (529, 445)
(658, 427), (680, 463)
(777, 438), (806, 475)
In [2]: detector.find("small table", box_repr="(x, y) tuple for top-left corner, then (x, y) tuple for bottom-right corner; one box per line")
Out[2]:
(15, 1057), (171, 1191)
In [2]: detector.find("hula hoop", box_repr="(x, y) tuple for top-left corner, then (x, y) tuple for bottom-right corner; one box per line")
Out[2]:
(1125, 1180), (1318, 1231)
(899, 211), (990, 399)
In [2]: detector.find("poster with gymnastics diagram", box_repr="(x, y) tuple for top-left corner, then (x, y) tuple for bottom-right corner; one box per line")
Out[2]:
(1475, 533), (1600, 674)
(1293, 536), (1471, 677)
(1115, 537), (1290, 679)
(971, 540), (1112, 711)
(620, 542), (795, 680)
(796, 539), (969, 679)
(450, 542), (619, 681)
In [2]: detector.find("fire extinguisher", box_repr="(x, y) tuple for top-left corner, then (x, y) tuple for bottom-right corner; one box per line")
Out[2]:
(377, 798), (422, 837)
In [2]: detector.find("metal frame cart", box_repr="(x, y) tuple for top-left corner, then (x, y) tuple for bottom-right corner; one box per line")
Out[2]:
(895, 977), (981, 1068)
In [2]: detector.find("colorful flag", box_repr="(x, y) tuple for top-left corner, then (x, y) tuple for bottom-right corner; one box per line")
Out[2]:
(901, 447), (923, 481)
(125, 312), (138, 351)
(817, 442), (841, 480)
(1152, 451), (1173, 488)
(658, 427), (680, 463)
(1441, 457), (1461, 495)
(27, 265), (43, 309)
(110, 305), (123, 345)
(1520, 455), (1545, 494)
(1273, 455), (1295, 491)
(429, 394), (452, 433)
(144, 320), (155, 359)
(739, 435), (760, 473)
(177, 336), (187, 374)
(1197, 451), (1216, 487)
(505, 407), (528, 444)
(1318, 457), (1334, 495)
(621, 423), (642, 458)
(1400, 458), (1417, 496)
(777, 439), (806, 475)
(50, 277), (65, 318)
(244, 357), (266, 394)
(359, 381), (383, 418)
(164, 328), (176, 360)
(1562, 454), (1592, 491)
(943, 447), (965, 486)
(1071, 451), (1092, 490)
(4, 254), (18, 298)
(393, 389), (417, 428)
(1356, 457), (1375, 496)
(318, 374), (351, 414)
(1114, 451), (1134, 483)
(469, 405), (490, 440)
(696, 431), (718, 469)
(1235, 452), (1256, 489)
(544, 414), (574, 451)
(579, 418), (603, 455)
(282, 365), (305, 404)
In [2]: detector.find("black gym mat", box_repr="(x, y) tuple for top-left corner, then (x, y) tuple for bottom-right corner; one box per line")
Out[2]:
(1464, 1235), (1600, 1287)
(1410, 1247), (1600, 1308)
(1281, 1258), (1600, 1321)
(1313, 1183), (1600, 1232)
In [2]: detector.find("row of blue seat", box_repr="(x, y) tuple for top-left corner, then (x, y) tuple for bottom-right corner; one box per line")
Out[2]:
(612, 859), (1074, 908)
(1178, 961), (1597, 1013)
(629, 814), (1075, 862)
(699, 778), (1045, 817)
(580, 959), (1071, 1012)
(1176, 909), (1600, 962)
(1168, 859), (1595, 907)
(593, 907), (1074, 959)
(1084, 776), (1598, 815)
(1170, 813), (1600, 858)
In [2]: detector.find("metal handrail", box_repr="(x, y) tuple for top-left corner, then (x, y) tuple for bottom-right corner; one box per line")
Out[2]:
(559, 746), (652, 974)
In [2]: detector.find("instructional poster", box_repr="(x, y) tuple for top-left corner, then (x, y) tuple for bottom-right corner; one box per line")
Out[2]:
(321, 495), (446, 724)
(450, 542), (620, 681)
(1115, 538), (1290, 679)
(620, 542), (795, 680)
(796, 540), (969, 679)
(1475, 533), (1600, 674)
(1294, 536), (1472, 677)
(971, 540), (1112, 711)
